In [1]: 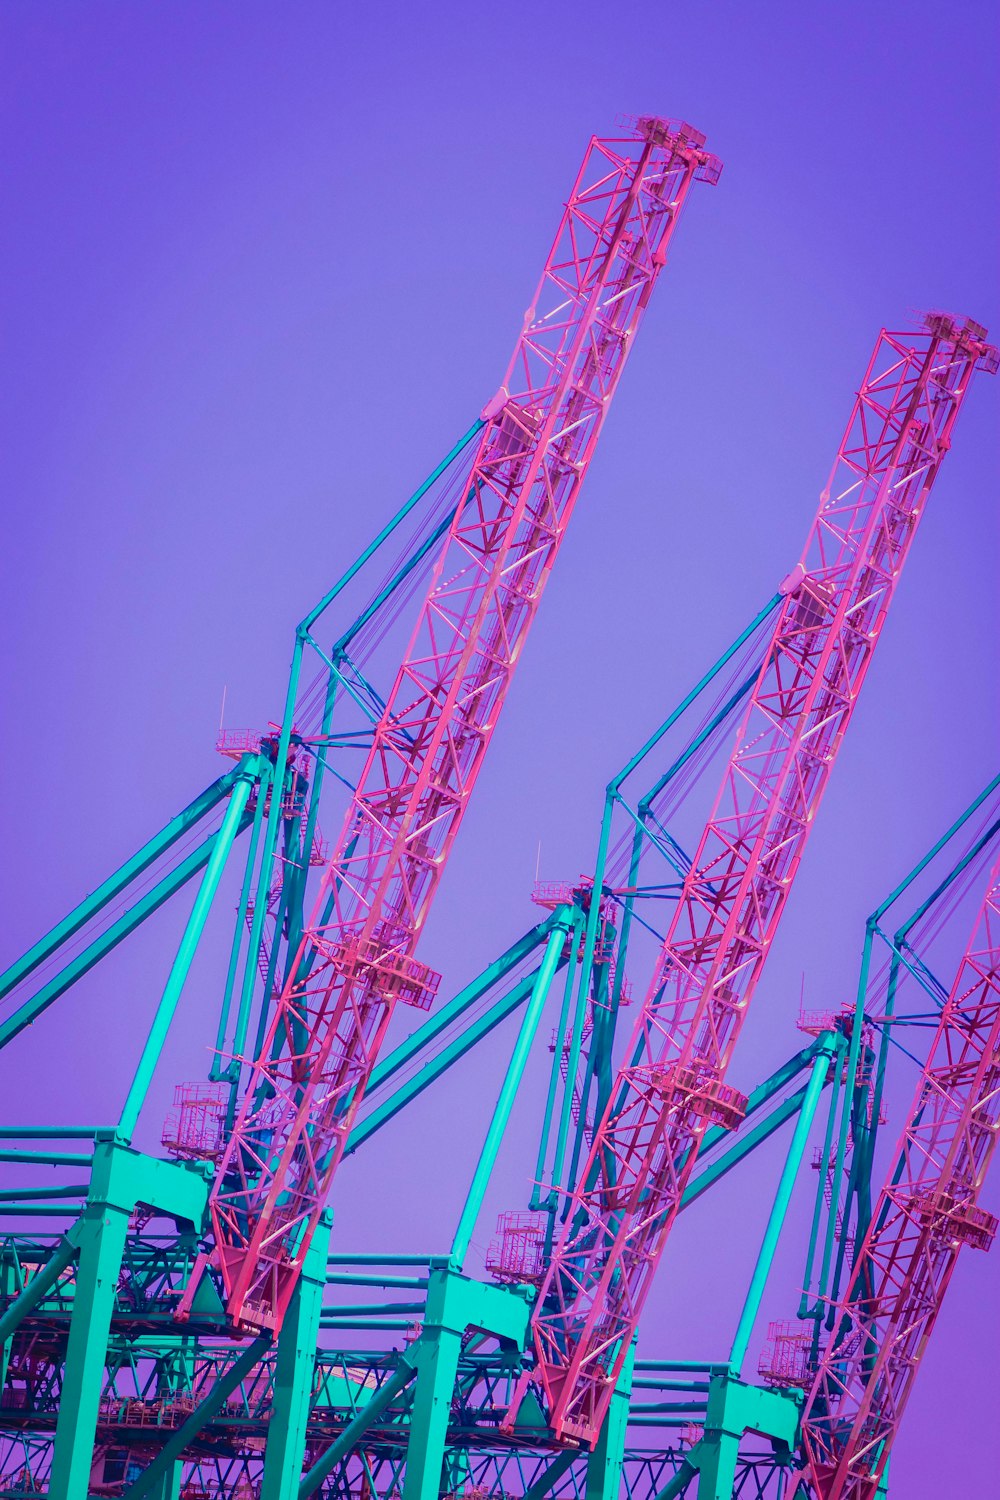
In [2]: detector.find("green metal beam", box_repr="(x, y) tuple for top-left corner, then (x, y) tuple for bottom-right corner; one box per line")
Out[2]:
(299, 418), (483, 634)
(298, 1353), (419, 1500)
(652, 1458), (698, 1500)
(366, 913), (560, 1094)
(608, 594), (781, 797)
(682, 1086), (813, 1210)
(586, 1343), (635, 1499)
(869, 771), (1000, 927)
(697, 1035), (830, 1161)
(122, 1335), (271, 1500)
(451, 913), (574, 1270)
(212, 754), (271, 1080)
(0, 1151), (92, 1166)
(0, 1228), (79, 1344)
(0, 767), (247, 1002)
(345, 968), (549, 1156)
(532, 934), (581, 1216)
(0, 1184), (88, 1201)
(554, 596), (782, 1207)
(728, 1035), (838, 1376)
(49, 1198), (132, 1500)
(521, 1451), (578, 1500)
(119, 768), (257, 1138)
(0, 800), (258, 1052)
(328, 1253), (438, 1266)
(261, 1214), (333, 1500)
(673, 1033), (842, 1210)
(344, 917), (568, 1158)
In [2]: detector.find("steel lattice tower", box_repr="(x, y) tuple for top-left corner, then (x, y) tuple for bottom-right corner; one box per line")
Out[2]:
(189, 117), (722, 1335)
(517, 314), (998, 1444)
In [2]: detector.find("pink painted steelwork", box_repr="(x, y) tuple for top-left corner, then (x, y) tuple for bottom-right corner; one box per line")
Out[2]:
(758, 1321), (812, 1389)
(199, 118), (721, 1333)
(798, 851), (1000, 1500)
(161, 1083), (229, 1162)
(486, 1212), (548, 1285)
(519, 314), (996, 1443)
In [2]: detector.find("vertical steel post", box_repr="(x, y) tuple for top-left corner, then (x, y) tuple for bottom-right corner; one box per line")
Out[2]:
(694, 1434), (740, 1500)
(584, 1343), (635, 1499)
(729, 1035), (836, 1377)
(119, 765), (257, 1139)
(450, 911), (574, 1271)
(148, 1465), (182, 1500)
(261, 1212), (334, 1500)
(401, 1324), (464, 1500)
(48, 1166), (132, 1500)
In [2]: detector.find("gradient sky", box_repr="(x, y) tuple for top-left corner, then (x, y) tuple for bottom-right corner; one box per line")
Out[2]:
(2, 4), (998, 1495)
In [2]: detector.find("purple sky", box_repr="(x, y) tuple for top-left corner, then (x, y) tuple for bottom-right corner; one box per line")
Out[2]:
(2, 4), (998, 1494)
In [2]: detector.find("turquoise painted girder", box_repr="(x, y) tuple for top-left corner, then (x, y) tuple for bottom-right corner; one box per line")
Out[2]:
(798, 772), (1000, 1327)
(0, 764), (253, 1003)
(344, 911), (572, 1156)
(0, 758), (266, 1052)
(0, 548), (915, 1500)
(0, 1030), (839, 1485)
(546, 596), (782, 1214)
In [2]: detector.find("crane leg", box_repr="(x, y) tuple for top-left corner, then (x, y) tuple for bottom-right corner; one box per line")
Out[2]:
(147, 1463), (182, 1500)
(584, 1343), (635, 1499)
(693, 1433), (740, 1500)
(47, 1190), (130, 1500)
(261, 1212), (334, 1500)
(401, 1323), (463, 1500)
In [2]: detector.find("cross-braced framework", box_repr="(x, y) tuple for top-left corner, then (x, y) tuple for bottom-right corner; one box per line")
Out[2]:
(3, 109), (999, 1500)
(197, 116), (722, 1336)
(522, 315), (999, 1443)
(797, 851), (1000, 1500)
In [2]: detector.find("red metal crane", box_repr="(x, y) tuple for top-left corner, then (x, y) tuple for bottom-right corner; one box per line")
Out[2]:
(797, 848), (1000, 1499)
(188, 117), (722, 1333)
(516, 314), (997, 1443)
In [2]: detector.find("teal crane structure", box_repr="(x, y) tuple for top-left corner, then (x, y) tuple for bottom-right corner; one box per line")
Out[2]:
(1, 118), (997, 1500)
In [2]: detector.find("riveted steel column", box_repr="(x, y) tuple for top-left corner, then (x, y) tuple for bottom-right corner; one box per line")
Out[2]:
(585, 1343), (635, 1499)
(48, 1155), (132, 1500)
(119, 762), (259, 1138)
(401, 1322), (464, 1500)
(261, 1212), (334, 1500)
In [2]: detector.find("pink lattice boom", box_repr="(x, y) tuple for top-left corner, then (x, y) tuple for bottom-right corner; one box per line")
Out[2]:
(800, 849), (1000, 1499)
(200, 118), (720, 1333)
(521, 314), (997, 1443)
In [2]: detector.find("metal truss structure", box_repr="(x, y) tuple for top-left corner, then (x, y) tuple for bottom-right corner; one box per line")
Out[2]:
(519, 311), (998, 1445)
(1, 116), (997, 1500)
(798, 848), (1000, 1498)
(198, 115), (722, 1340)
